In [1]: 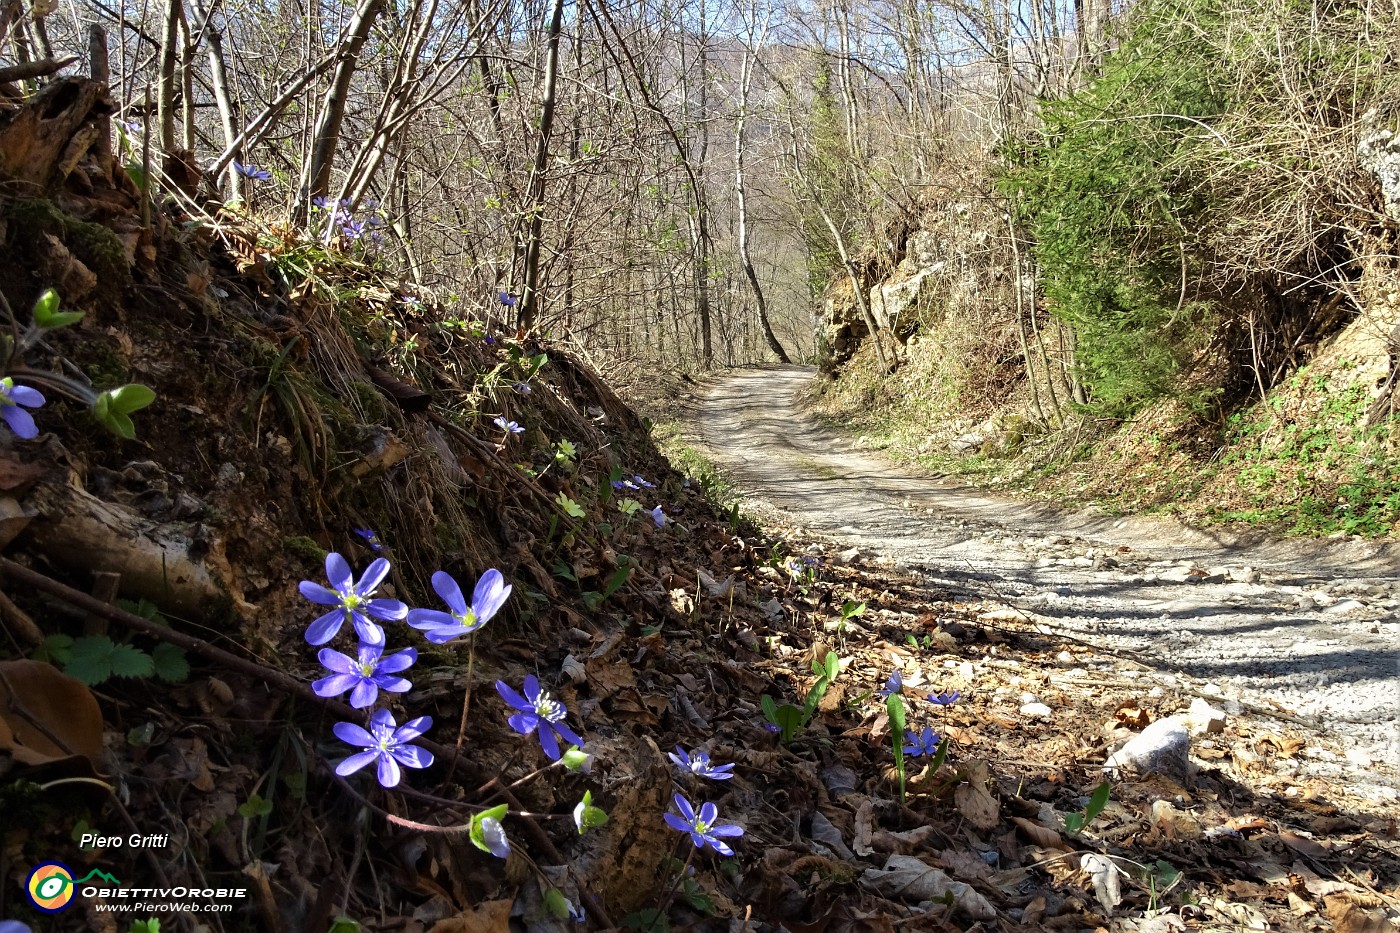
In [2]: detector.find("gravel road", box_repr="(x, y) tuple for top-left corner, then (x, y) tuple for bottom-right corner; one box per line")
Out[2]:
(693, 365), (1399, 790)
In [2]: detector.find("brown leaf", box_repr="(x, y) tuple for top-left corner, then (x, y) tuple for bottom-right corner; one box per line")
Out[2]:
(1011, 816), (1070, 851)
(1114, 700), (1151, 729)
(954, 760), (1000, 831)
(1323, 894), (1392, 933)
(0, 659), (104, 769)
(427, 899), (513, 933)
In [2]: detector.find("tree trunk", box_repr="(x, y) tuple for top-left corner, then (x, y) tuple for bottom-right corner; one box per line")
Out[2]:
(736, 34), (790, 363)
(302, 0), (385, 217)
(517, 0), (567, 329)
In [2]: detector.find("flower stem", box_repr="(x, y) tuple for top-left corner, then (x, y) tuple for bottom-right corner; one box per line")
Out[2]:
(649, 843), (694, 933)
(445, 634), (476, 785)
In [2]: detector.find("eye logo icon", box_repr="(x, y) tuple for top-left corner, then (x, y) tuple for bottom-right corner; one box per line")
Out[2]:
(27, 862), (75, 912)
(25, 863), (120, 912)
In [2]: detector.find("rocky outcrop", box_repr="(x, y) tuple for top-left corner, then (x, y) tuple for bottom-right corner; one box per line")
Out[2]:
(1359, 108), (1400, 223)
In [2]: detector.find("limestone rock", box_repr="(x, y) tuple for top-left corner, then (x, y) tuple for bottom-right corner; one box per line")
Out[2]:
(1105, 716), (1193, 784)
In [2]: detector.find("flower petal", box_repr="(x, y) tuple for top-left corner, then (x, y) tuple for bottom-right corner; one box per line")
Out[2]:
(325, 553), (354, 593)
(377, 647), (417, 673)
(8, 385), (44, 407)
(351, 615), (386, 647)
(348, 680), (378, 708)
(317, 648), (359, 674)
(471, 569), (511, 622)
(375, 753), (402, 787)
(522, 674), (541, 703)
(663, 813), (692, 833)
(336, 749), (380, 776)
(406, 608), (457, 632)
(0, 405), (37, 439)
(391, 744), (434, 769)
(365, 598), (407, 620)
(393, 715), (433, 743)
(708, 838), (735, 856)
(333, 721), (375, 747)
(507, 712), (539, 735)
(431, 571), (468, 616)
(371, 674), (412, 694)
(312, 673), (361, 698)
(357, 557), (392, 595)
(698, 802), (719, 826)
(299, 581), (341, 605)
(673, 793), (696, 823)
(709, 823), (745, 837)
(537, 725), (561, 760)
(553, 721), (583, 749)
(495, 681), (530, 711)
(305, 609), (346, 645)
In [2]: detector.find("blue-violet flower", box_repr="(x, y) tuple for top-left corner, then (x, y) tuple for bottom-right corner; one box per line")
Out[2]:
(233, 161), (271, 181)
(493, 416), (524, 435)
(664, 793), (744, 855)
(407, 569), (511, 643)
(650, 505), (667, 528)
(927, 690), (961, 706)
(669, 746), (735, 780)
(876, 670), (903, 698)
(0, 378), (44, 439)
(903, 726), (941, 757)
(354, 527), (386, 552)
(333, 709), (434, 788)
(313, 643), (416, 708)
(496, 674), (582, 760)
(299, 553), (407, 647)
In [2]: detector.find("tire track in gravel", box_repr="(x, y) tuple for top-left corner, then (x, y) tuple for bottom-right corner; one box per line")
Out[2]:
(692, 364), (1399, 783)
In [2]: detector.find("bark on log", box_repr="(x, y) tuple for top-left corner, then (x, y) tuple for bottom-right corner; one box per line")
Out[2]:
(0, 77), (110, 191)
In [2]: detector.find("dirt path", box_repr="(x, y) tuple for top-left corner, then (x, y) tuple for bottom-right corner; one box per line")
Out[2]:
(692, 365), (1399, 786)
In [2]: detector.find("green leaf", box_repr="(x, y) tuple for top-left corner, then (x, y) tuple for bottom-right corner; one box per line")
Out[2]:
(927, 737), (950, 774)
(886, 694), (907, 733)
(33, 288), (83, 329)
(109, 643), (155, 679)
(760, 693), (778, 724)
(151, 643), (190, 682)
(561, 746), (592, 772)
(543, 887), (571, 920)
(64, 635), (120, 685)
(575, 792), (608, 833)
(41, 632), (74, 664)
(822, 652), (840, 681)
(327, 917), (360, 933)
(602, 565), (631, 598)
(621, 910), (667, 932)
(555, 492), (585, 518)
(109, 384), (156, 414)
(93, 392), (137, 439)
(238, 793), (273, 819)
(126, 920), (160, 933)
(772, 703), (806, 744)
(617, 497), (642, 516)
(1083, 781), (1112, 823)
(551, 559), (578, 582)
(124, 161), (147, 192)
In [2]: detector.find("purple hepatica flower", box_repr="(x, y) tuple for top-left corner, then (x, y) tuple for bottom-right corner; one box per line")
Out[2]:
(903, 726), (941, 757)
(299, 553), (407, 647)
(493, 416), (524, 435)
(650, 505), (667, 528)
(611, 477), (637, 490)
(927, 690), (961, 706)
(354, 527), (386, 553)
(513, 382), (532, 395)
(233, 160), (272, 181)
(496, 674), (583, 760)
(333, 708), (434, 788)
(340, 218), (366, 240)
(762, 722), (780, 734)
(497, 291), (517, 307)
(668, 746), (735, 781)
(483, 333), (497, 345)
(664, 793), (744, 856)
(0, 378), (44, 439)
(406, 569), (511, 643)
(876, 670), (903, 698)
(632, 476), (655, 488)
(313, 643), (416, 708)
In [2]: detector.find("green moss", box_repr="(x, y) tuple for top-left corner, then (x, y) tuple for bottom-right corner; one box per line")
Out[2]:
(6, 199), (131, 302)
(347, 379), (388, 423)
(281, 535), (324, 563)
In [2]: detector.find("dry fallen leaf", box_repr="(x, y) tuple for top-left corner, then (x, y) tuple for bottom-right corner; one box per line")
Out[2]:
(953, 760), (999, 831)
(427, 898), (513, 933)
(0, 659), (105, 769)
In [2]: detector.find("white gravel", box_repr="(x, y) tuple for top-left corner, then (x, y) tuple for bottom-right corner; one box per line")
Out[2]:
(693, 365), (1400, 792)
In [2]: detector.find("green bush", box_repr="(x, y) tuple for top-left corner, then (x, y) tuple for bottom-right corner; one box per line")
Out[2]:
(1000, 0), (1228, 413)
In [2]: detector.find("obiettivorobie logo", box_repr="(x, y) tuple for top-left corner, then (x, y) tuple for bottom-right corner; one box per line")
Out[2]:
(25, 863), (122, 913)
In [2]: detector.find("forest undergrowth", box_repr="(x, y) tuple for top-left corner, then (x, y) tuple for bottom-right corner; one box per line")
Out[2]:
(0, 79), (1398, 933)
